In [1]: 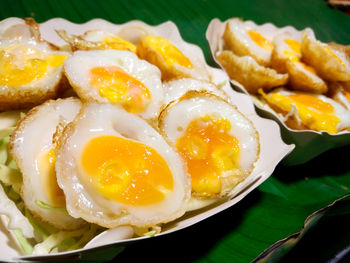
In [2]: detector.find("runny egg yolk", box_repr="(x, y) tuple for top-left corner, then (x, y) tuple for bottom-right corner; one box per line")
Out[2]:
(176, 115), (240, 197)
(261, 91), (340, 133)
(102, 36), (137, 53)
(81, 136), (174, 206)
(38, 149), (65, 207)
(89, 66), (151, 113)
(247, 30), (273, 51)
(141, 36), (193, 69)
(0, 45), (67, 86)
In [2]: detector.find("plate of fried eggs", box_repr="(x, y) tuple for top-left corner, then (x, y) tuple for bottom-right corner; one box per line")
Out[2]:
(207, 18), (350, 165)
(0, 17), (293, 262)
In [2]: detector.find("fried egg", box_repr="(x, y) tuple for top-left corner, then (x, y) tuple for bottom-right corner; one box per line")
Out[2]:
(64, 50), (164, 121)
(56, 29), (136, 53)
(223, 18), (279, 66)
(0, 37), (69, 111)
(159, 91), (259, 205)
(10, 98), (86, 230)
(329, 82), (350, 110)
(260, 88), (350, 133)
(301, 29), (350, 82)
(163, 78), (228, 105)
(137, 35), (210, 81)
(217, 50), (288, 94)
(271, 31), (327, 94)
(55, 103), (190, 228)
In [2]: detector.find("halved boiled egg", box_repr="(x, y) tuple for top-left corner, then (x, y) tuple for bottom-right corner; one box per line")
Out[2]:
(64, 50), (163, 121)
(10, 98), (86, 230)
(223, 18), (278, 66)
(55, 103), (190, 228)
(301, 29), (350, 82)
(137, 35), (210, 81)
(271, 31), (327, 94)
(159, 91), (259, 207)
(259, 88), (350, 133)
(163, 78), (228, 105)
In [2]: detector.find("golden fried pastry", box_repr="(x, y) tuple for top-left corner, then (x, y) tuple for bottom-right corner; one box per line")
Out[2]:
(271, 32), (327, 94)
(301, 29), (350, 82)
(223, 18), (277, 67)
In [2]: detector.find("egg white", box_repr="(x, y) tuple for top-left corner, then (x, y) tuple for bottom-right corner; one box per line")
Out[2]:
(10, 98), (86, 230)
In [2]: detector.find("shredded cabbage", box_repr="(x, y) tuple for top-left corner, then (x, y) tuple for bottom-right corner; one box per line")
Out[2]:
(0, 112), (103, 256)
(34, 200), (68, 214)
(32, 228), (87, 255)
(0, 186), (34, 238)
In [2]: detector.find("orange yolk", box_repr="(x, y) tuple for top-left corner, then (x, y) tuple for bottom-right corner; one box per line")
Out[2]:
(38, 149), (65, 207)
(142, 36), (193, 68)
(261, 90), (340, 133)
(89, 66), (151, 113)
(102, 36), (137, 53)
(0, 45), (66, 86)
(176, 115), (240, 196)
(247, 30), (273, 51)
(81, 136), (174, 206)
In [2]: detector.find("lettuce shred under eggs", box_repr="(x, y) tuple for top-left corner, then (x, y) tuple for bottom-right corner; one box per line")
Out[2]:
(0, 111), (101, 256)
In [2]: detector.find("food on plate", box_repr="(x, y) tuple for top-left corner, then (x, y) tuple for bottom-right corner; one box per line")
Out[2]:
(9, 98), (86, 230)
(56, 103), (190, 228)
(159, 91), (259, 207)
(217, 50), (288, 94)
(0, 18), (69, 111)
(209, 17), (350, 134)
(137, 35), (210, 81)
(259, 88), (350, 133)
(163, 77), (228, 105)
(64, 49), (163, 121)
(271, 31), (327, 94)
(301, 29), (350, 82)
(0, 17), (277, 257)
(56, 29), (137, 53)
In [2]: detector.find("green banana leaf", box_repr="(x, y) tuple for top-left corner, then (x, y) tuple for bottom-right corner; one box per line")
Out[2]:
(0, 0), (350, 262)
(254, 194), (350, 263)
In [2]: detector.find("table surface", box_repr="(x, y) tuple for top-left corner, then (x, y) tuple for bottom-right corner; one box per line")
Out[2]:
(1, 0), (350, 262)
